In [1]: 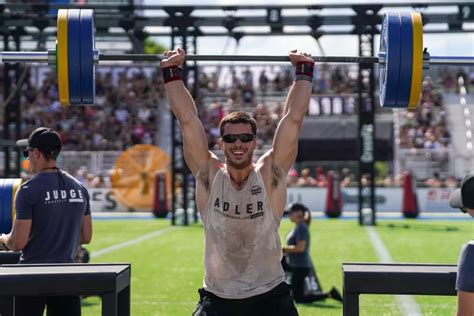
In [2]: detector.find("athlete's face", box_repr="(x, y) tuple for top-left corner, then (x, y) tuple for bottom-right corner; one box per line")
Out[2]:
(289, 210), (304, 223)
(219, 123), (256, 170)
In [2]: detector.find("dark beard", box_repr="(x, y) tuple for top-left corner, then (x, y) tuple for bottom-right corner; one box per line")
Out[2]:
(225, 153), (253, 170)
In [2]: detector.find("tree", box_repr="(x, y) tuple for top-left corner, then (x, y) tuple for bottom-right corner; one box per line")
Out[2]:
(144, 38), (168, 55)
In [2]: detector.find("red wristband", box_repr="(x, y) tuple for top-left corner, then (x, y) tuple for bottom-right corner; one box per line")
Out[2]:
(295, 61), (315, 78)
(162, 66), (182, 84)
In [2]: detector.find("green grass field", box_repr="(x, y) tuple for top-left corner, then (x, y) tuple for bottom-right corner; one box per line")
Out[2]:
(81, 218), (473, 316)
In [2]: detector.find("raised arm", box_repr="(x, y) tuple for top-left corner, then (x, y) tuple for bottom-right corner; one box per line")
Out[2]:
(161, 49), (212, 175)
(272, 50), (314, 173)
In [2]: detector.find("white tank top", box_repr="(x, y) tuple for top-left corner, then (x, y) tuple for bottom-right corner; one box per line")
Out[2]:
(201, 167), (285, 299)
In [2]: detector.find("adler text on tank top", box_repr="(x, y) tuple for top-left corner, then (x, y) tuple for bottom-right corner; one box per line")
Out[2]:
(201, 168), (285, 299)
(14, 171), (91, 263)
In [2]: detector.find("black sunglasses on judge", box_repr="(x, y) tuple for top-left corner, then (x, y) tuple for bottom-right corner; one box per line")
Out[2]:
(22, 147), (34, 158)
(221, 134), (255, 143)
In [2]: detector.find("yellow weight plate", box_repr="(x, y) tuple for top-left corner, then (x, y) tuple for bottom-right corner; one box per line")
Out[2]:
(408, 12), (423, 109)
(111, 145), (171, 209)
(57, 9), (70, 106)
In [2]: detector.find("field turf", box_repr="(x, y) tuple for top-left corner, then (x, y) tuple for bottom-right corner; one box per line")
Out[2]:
(81, 217), (473, 316)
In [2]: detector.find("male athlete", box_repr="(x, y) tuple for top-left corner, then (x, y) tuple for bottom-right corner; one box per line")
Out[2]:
(161, 48), (314, 316)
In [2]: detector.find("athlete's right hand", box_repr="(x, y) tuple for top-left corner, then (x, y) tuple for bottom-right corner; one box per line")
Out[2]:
(160, 48), (185, 68)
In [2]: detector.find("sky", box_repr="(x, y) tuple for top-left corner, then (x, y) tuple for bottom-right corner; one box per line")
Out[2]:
(141, 0), (474, 59)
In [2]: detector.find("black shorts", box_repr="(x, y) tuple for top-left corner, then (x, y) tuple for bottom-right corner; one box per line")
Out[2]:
(192, 282), (298, 316)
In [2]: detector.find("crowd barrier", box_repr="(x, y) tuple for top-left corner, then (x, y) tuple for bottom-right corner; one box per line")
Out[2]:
(83, 186), (458, 214)
(0, 180), (460, 222)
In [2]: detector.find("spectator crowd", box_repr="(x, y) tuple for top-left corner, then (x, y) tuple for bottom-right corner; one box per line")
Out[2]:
(0, 63), (472, 186)
(5, 67), (167, 151)
(398, 76), (451, 150)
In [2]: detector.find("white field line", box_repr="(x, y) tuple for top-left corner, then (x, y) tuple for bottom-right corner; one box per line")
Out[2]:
(91, 226), (177, 259)
(365, 226), (424, 316)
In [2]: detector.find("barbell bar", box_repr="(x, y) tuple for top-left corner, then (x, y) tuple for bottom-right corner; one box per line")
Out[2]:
(0, 9), (473, 108)
(1, 51), (473, 65)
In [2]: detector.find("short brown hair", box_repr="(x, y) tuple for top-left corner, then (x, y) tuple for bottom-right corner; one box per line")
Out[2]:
(219, 111), (257, 137)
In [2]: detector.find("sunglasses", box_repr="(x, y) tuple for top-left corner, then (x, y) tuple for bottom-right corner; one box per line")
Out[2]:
(221, 134), (255, 143)
(22, 147), (34, 158)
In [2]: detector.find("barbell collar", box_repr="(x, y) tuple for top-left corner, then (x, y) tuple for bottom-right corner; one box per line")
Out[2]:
(94, 49), (100, 65)
(48, 50), (56, 66)
(423, 50), (431, 70)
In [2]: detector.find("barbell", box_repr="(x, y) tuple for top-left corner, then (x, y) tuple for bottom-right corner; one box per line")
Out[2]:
(0, 9), (473, 108)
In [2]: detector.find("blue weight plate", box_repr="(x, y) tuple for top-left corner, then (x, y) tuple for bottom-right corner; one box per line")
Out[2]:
(67, 9), (82, 105)
(396, 13), (413, 108)
(379, 13), (401, 108)
(2, 179), (13, 234)
(0, 179), (5, 234)
(80, 9), (95, 105)
(3, 179), (13, 234)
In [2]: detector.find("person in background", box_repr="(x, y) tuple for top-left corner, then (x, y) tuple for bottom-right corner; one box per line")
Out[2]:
(424, 171), (443, 187)
(448, 172), (474, 316)
(314, 167), (327, 188)
(282, 202), (342, 304)
(287, 169), (300, 187)
(0, 127), (92, 316)
(297, 168), (317, 186)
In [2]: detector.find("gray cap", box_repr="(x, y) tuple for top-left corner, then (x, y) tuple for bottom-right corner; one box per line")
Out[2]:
(448, 171), (474, 213)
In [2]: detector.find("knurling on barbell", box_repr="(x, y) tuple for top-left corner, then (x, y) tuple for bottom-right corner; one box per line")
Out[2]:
(0, 9), (473, 107)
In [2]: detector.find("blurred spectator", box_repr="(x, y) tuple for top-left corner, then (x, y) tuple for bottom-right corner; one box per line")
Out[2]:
(259, 70), (269, 92)
(298, 168), (317, 187)
(424, 172), (443, 187)
(314, 167), (327, 188)
(340, 168), (356, 187)
(89, 175), (107, 188)
(75, 166), (87, 184)
(444, 176), (459, 188)
(287, 169), (300, 187)
(361, 173), (372, 187)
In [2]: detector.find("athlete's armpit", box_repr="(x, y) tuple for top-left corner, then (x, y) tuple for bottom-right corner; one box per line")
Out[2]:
(271, 163), (285, 188)
(196, 163), (211, 192)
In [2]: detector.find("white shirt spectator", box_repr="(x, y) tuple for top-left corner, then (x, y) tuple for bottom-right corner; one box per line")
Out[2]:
(114, 107), (129, 123)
